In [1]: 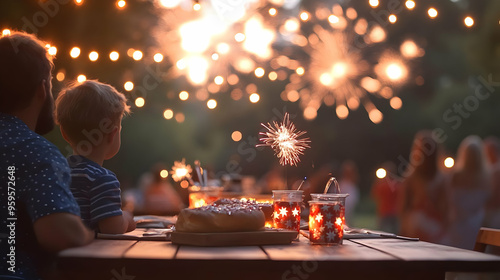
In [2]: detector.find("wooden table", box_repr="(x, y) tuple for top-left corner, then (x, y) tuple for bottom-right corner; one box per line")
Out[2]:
(57, 235), (500, 280)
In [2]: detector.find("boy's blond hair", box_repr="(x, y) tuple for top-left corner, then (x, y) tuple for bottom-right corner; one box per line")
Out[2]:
(55, 80), (130, 144)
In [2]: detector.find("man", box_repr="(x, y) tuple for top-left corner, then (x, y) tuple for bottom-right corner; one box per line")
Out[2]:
(0, 31), (94, 279)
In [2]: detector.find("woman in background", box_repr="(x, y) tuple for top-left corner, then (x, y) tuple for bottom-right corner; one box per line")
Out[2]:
(443, 136), (491, 249)
(399, 131), (449, 242)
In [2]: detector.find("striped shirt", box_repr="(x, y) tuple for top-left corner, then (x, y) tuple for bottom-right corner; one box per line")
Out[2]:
(67, 155), (123, 230)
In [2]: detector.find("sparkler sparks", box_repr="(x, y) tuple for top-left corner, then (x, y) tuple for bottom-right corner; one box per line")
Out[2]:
(170, 158), (193, 182)
(258, 113), (310, 166)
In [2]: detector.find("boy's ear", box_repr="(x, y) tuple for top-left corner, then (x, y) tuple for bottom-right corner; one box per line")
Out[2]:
(107, 126), (119, 144)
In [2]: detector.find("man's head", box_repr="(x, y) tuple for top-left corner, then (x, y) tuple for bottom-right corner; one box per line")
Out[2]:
(0, 31), (55, 134)
(55, 80), (130, 159)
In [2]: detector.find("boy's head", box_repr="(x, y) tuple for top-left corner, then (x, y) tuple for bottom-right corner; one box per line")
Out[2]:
(55, 80), (130, 159)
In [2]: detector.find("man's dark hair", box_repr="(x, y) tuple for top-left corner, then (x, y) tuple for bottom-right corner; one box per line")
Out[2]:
(0, 31), (54, 113)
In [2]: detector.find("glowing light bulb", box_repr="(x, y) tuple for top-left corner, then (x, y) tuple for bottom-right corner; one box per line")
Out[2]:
(254, 67), (265, 78)
(207, 99), (217, 109)
(48, 46), (57, 56)
(163, 109), (173, 119)
(160, 169), (168, 178)
(77, 74), (86, 83)
(464, 16), (474, 27)
(388, 14), (397, 23)
(89, 51), (99, 61)
(214, 76), (224, 85)
(444, 157), (454, 168)
(269, 8), (277, 16)
(109, 51), (119, 61)
(70, 47), (81, 58)
(369, 0), (379, 8)
(179, 91), (189, 101)
(135, 97), (145, 107)
(405, 0), (415, 10)
(132, 50), (143, 61)
(428, 8), (438, 18)
(249, 93), (260, 103)
(124, 81), (134, 91)
(116, 0), (126, 9)
(376, 168), (387, 179)
(154, 53), (163, 63)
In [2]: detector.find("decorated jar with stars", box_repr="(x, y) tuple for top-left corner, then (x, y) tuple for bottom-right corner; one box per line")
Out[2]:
(308, 194), (348, 245)
(272, 190), (303, 236)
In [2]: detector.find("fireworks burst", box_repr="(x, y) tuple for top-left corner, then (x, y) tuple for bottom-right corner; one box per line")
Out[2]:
(170, 158), (193, 182)
(258, 113), (311, 166)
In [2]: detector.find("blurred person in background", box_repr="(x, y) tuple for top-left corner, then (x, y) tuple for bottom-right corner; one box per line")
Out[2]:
(140, 163), (185, 215)
(334, 160), (359, 224)
(442, 135), (491, 250)
(484, 136), (500, 228)
(371, 162), (401, 234)
(399, 131), (449, 243)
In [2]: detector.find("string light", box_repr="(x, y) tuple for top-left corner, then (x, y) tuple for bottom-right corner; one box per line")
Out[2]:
(70, 47), (80, 58)
(207, 99), (217, 109)
(77, 74), (86, 83)
(405, 0), (415, 10)
(428, 8), (438, 19)
(254, 67), (265, 77)
(109, 51), (119, 61)
(48, 46), (57, 56)
(214, 76), (224, 85)
(89, 51), (99, 61)
(154, 53), (163, 62)
(116, 0), (126, 9)
(300, 12), (310, 22)
(135, 97), (145, 107)
(269, 8), (277, 16)
(376, 168), (386, 179)
(464, 16), (474, 27)
(388, 14), (397, 24)
(444, 157), (455, 168)
(234, 33), (245, 42)
(163, 109), (174, 119)
(2, 29), (11, 36)
(132, 50), (143, 61)
(369, 0), (379, 8)
(193, 3), (201, 11)
(124, 81), (134, 91)
(249, 93), (260, 103)
(179, 91), (189, 101)
(56, 71), (65, 82)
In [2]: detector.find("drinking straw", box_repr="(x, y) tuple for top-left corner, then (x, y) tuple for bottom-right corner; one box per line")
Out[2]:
(296, 177), (307, 190)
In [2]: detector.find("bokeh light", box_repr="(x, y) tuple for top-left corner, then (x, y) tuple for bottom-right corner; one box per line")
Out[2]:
(89, 51), (99, 61)
(231, 131), (243, 142)
(160, 169), (168, 178)
(135, 97), (145, 107)
(124, 81), (134, 91)
(249, 93), (260, 103)
(179, 91), (189, 101)
(428, 8), (438, 18)
(70, 47), (81, 58)
(207, 99), (217, 109)
(163, 109), (173, 119)
(77, 74), (86, 83)
(444, 157), (455, 168)
(464, 16), (474, 27)
(132, 50), (143, 61)
(109, 51), (119, 61)
(376, 168), (387, 179)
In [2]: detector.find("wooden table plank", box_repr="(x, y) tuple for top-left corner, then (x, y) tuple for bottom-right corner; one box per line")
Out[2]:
(124, 241), (178, 259)
(263, 237), (396, 261)
(351, 239), (500, 261)
(176, 245), (268, 260)
(58, 239), (137, 258)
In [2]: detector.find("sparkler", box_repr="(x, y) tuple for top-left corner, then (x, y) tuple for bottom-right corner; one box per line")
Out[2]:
(170, 158), (194, 183)
(258, 113), (310, 166)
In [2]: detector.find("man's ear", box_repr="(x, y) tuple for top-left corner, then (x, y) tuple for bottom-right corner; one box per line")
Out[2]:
(35, 79), (48, 102)
(106, 126), (119, 144)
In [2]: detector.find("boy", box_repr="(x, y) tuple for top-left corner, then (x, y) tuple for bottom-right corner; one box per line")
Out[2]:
(55, 80), (136, 234)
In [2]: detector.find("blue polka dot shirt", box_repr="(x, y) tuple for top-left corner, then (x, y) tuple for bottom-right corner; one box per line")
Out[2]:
(0, 113), (80, 279)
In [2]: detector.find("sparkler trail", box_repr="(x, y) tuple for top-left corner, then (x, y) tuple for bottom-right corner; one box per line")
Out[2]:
(258, 113), (310, 166)
(171, 158), (193, 182)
